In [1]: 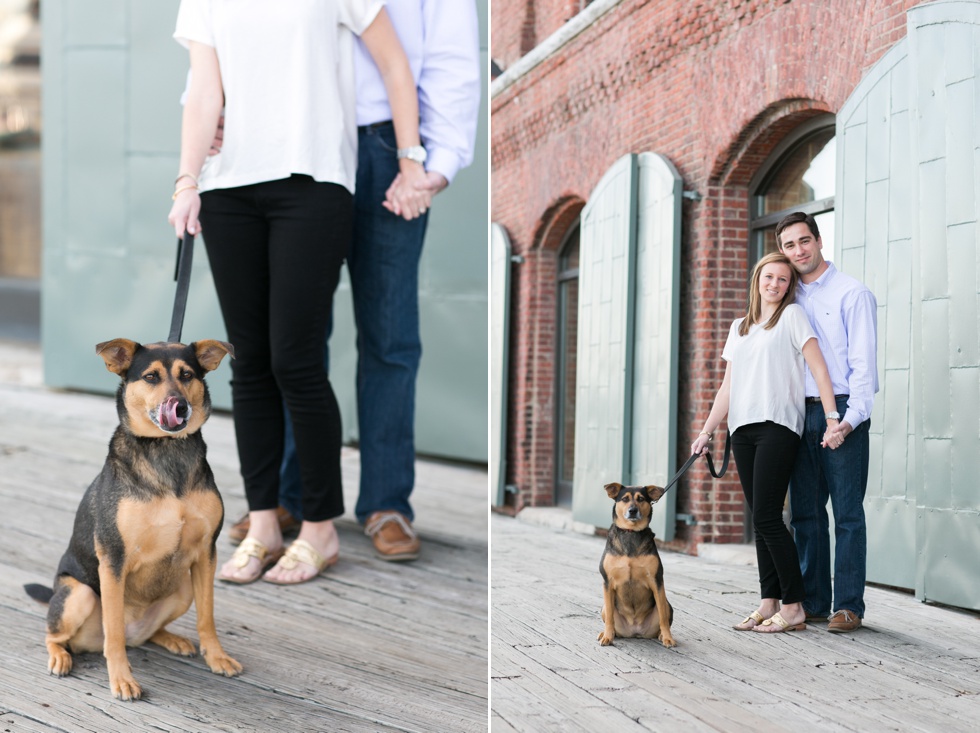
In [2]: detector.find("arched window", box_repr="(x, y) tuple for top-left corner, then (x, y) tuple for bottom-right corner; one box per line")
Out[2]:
(555, 223), (579, 508)
(749, 115), (836, 265)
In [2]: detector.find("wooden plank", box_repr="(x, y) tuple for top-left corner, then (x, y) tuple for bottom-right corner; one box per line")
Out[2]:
(0, 365), (487, 733)
(491, 512), (980, 733)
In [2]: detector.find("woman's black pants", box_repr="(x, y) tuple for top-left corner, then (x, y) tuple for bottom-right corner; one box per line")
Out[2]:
(731, 421), (805, 604)
(200, 175), (351, 522)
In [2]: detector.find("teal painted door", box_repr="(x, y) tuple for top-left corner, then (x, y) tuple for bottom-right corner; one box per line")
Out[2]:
(628, 153), (683, 541)
(837, 0), (980, 610)
(571, 153), (682, 535)
(490, 224), (511, 506)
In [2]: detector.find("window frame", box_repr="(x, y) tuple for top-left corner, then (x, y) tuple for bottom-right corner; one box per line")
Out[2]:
(554, 222), (580, 508)
(748, 114), (836, 266)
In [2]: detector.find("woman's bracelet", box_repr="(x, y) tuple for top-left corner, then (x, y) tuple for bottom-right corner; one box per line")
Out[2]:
(699, 430), (712, 440)
(174, 172), (198, 186)
(172, 184), (200, 200)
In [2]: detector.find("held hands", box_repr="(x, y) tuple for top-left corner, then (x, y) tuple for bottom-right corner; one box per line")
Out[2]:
(382, 167), (444, 220)
(821, 420), (852, 450)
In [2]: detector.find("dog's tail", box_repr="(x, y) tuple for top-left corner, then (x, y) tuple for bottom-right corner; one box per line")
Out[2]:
(24, 583), (54, 604)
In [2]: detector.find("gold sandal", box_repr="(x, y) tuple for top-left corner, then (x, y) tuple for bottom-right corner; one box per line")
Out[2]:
(262, 539), (338, 585)
(218, 537), (284, 584)
(733, 610), (765, 630)
(752, 612), (807, 633)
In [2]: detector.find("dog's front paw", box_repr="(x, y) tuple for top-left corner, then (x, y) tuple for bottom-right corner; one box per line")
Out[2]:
(110, 672), (142, 701)
(597, 630), (615, 646)
(150, 629), (197, 657)
(660, 632), (676, 648)
(203, 649), (243, 677)
(47, 647), (72, 677)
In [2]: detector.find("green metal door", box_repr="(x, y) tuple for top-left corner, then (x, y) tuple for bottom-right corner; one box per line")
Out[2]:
(837, 0), (980, 610)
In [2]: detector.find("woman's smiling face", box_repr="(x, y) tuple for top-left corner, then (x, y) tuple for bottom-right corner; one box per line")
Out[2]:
(758, 261), (793, 306)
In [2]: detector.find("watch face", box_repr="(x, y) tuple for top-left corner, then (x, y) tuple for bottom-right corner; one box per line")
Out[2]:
(399, 146), (427, 164)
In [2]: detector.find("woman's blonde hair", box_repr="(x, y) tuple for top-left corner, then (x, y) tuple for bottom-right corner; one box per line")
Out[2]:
(738, 252), (799, 336)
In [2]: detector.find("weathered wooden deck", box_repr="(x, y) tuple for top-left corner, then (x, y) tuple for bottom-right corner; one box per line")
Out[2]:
(492, 511), (980, 733)
(0, 341), (488, 732)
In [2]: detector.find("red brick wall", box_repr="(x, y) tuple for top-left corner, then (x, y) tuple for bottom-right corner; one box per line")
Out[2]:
(492, 0), (926, 550)
(491, 1), (593, 70)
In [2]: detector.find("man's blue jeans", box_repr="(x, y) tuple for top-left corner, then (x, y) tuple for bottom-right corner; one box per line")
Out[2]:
(789, 396), (870, 618)
(279, 121), (427, 524)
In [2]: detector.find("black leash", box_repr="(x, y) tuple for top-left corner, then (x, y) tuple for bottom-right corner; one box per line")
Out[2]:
(168, 233), (195, 343)
(658, 430), (732, 497)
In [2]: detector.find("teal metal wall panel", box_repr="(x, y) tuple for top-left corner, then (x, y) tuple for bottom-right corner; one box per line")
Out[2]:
(839, 110), (866, 252)
(948, 223), (979, 367)
(41, 0), (488, 464)
(920, 508), (980, 610)
(880, 368), (910, 499)
(629, 153), (681, 541)
(490, 224), (511, 506)
(65, 0), (127, 46)
(841, 0), (980, 610)
(572, 154), (637, 528)
(866, 498), (916, 588)
(838, 33), (915, 591)
(863, 179), (889, 298)
(128, 3), (186, 153)
(951, 366), (980, 509)
(885, 238), (912, 371)
(64, 50), (127, 255)
(126, 155), (186, 256)
(887, 110), (911, 238)
(917, 159), (947, 299)
(946, 84), (974, 226)
(417, 297), (487, 460)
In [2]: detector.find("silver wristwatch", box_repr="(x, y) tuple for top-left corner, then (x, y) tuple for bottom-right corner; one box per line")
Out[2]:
(397, 145), (427, 165)
(825, 411), (841, 421)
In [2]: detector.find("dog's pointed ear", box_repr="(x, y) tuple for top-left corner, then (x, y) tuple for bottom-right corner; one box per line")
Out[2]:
(646, 485), (667, 503)
(96, 339), (140, 376)
(604, 482), (623, 499)
(193, 340), (235, 372)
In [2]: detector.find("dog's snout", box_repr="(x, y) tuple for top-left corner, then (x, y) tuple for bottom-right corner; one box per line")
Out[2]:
(626, 505), (640, 519)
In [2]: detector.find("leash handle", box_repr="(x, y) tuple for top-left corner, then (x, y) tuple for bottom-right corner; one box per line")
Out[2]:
(702, 429), (732, 479)
(168, 232), (195, 344)
(658, 430), (731, 498)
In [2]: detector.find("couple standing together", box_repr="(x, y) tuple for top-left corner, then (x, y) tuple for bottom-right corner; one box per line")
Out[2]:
(692, 211), (878, 635)
(167, 1), (480, 585)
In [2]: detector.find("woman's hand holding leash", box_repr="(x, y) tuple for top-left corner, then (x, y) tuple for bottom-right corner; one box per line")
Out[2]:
(691, 431), (711, 457)
(168, 184), (201, 239)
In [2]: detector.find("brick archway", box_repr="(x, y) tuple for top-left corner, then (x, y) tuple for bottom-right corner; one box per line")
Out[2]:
(507, 196), (586, 511)
(678, 100), (834, 550)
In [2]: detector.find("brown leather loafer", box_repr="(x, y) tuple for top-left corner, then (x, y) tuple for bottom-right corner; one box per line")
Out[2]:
(827, 609), (862, 633)
(227, 505), (301, 545)
(364, 511), (420, 561)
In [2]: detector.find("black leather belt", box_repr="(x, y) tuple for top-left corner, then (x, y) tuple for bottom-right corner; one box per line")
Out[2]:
(806, 394), (848, 404)
(357, 120), (392, 132)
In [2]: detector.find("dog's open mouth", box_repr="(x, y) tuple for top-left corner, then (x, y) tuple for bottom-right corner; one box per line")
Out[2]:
(156, 396), (190, 432)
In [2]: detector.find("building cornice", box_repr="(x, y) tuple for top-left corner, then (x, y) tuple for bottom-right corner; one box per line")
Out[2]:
(491, 0), (626, 99)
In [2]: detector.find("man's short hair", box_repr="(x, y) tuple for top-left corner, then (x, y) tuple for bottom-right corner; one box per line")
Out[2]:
(775, 211), (820, 248)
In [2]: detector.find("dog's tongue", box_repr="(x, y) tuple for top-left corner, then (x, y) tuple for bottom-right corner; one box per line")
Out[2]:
(161, 396), (183, 428)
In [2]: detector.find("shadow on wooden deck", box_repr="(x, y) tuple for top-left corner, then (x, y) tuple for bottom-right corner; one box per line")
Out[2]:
(0, 342), (488, 732)
(492, 512), (980, 733)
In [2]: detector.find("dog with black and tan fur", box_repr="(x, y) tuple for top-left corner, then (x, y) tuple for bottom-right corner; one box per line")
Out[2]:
(598, 482), (676, 648)
(24, 338), (239, 700)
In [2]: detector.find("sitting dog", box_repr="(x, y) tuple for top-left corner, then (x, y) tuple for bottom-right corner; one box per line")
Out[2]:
(24, 338), (239, 700)
(597, 482), (675, 648)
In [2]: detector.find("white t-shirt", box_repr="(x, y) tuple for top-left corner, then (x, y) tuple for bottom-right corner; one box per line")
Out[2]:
(174, 0), (385, 194)
(722, 304), (817, 436)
